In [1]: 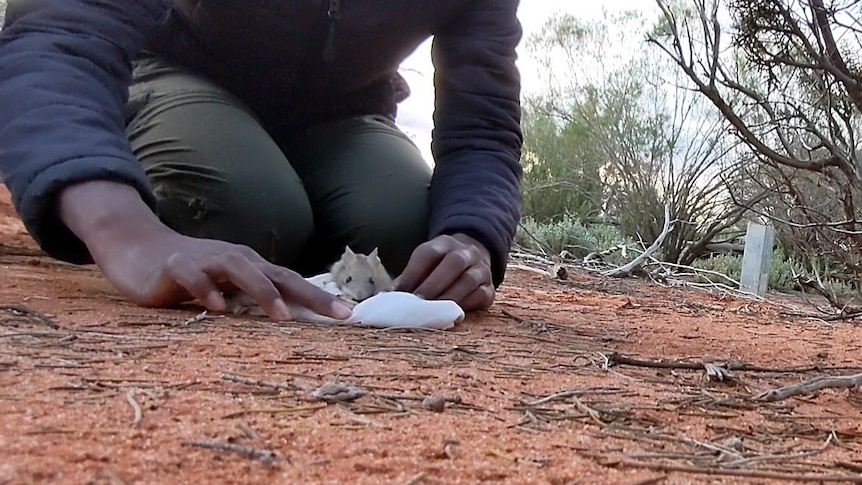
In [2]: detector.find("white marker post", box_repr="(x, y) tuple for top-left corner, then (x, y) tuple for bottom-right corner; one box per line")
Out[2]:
(739, 222), (775, 297)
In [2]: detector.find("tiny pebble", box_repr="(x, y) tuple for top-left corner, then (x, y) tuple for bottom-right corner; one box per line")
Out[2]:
(422, 395), (447, 412)
(724, 436), (744, 451)
(311, 382), (367, 403)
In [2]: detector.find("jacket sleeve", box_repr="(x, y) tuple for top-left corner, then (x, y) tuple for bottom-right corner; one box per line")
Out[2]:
(0, 0), (171, 263)
(428, 0), (524, 288)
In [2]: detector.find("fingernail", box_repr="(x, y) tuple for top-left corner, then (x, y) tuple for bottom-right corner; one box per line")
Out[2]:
(331, 301), (353, 320)
(274, 299), (292, 321)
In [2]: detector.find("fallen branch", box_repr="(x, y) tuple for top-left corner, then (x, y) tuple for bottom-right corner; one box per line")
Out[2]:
(754, 372), (862, 402)
(522, 388), (628, 407)
(0, 304), (59, 329)
(0, 244), (45, 258)
(720, 431), (835, 469)
(607, 352), (859, 374)
(605, 457), (862, 482)
(603, 204), (673, 278)
(220, 372), (303, 392)
(644, 259), (742, 288)
(506, 264), (554, 278)
(182, 440), (283, 464)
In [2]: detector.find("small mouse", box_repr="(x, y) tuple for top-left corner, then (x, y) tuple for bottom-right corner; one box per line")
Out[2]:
(226, 246), (393, 317)
(330, 246), (394, 302)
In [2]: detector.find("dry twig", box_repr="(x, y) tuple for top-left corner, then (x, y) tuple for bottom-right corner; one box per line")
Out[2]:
(220, 372), (303, 391)
(606, 457), (862, 482)
(755, 372), (862, 402)
(125, 389), (142, 427)
(182, 440), (283, 464)
(0, 304), (59, 329)
(721, 431), (836, 468)
(403, 472), (427, 485)
(603, 204), (674, 278)
(608, 352), (857, 374)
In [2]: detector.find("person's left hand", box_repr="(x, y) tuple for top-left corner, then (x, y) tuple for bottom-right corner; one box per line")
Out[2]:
(394, 233), (494, 311)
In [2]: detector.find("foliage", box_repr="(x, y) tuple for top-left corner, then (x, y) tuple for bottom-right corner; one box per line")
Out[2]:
(520, 10), (751, 266)
(690, 248), (804, 292)
(520, 107), (605, 222)
(518, 215), (819, 295)
(649, 0), (862, 309)
(515, 216), (634, 264)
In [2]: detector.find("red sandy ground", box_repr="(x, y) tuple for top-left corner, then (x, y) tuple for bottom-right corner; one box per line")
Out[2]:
(1, 185), (862, 485)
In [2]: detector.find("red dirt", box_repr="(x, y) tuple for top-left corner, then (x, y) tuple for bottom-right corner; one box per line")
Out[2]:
(2, 185), (862, 485)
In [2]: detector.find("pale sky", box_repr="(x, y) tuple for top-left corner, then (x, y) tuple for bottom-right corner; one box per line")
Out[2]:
(395, 1), (660, 163)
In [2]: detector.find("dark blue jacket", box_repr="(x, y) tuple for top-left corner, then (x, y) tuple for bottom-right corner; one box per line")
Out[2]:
(0, 0), (523, 286)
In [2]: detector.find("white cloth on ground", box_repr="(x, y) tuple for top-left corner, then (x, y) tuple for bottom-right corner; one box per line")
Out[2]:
(236, 272), (465, 330)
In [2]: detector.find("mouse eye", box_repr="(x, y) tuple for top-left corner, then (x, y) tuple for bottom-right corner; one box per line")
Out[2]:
(345, 276), (352, 283)
(369, 277), (375, 285)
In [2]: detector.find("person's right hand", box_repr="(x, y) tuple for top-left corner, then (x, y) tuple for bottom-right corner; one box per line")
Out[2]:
(97, 229), (354, 321)
(58, 181), (353, 321)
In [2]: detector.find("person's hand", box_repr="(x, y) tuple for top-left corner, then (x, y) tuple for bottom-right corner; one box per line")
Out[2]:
(96, 229), (354, 321)
(58, 181), (353, 321)
(394, 233), (494, 311)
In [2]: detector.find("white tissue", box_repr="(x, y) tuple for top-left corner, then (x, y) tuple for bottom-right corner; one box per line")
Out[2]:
(243, 272), (465, 330)
(305, 272), (345, 298)
(281, 291), (463, 330)
(343, 291), (465, 330)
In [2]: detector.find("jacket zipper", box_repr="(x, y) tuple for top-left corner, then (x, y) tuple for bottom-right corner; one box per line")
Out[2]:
(323, 0), (340, 63)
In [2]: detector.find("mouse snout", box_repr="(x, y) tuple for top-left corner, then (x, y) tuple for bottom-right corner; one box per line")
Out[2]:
(343, 280), (377, 302)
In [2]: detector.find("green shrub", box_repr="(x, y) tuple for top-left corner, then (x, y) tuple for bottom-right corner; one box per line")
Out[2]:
(515, 216), (633, 264)
(690, 253), (742, 285)
(518, 215), (854, 299)
(768, 249), (803, 292)
(516, 216), (596, 257)
(690, 249), (806, 292)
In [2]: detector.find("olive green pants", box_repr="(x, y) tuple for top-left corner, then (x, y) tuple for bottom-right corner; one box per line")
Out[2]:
(124, 56), (431, 276)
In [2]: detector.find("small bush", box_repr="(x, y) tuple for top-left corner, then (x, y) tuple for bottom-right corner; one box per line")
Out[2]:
(768, 250), (803, 292)
(515, 216), (633, 264)
(518, 215), (853, 299)
(821, 280), (857, 302)
(690, 249), (806, 292)
(516, 216), (597, 257)
(585, 223), (632, 256)
(690, 254), (742, 285)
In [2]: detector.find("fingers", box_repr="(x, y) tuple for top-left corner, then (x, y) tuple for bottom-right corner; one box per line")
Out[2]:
(205, 251), (294, 320)
(264, 266), (353, 320)
(396, 234), (496, 313)
(164, 253), (226, 311)
(437, 266), (487, 302)
(165, 250), (291, 320)
(394, 238), (451, 292)
(459, 284), (495, 311)
(166, 245), (352, 321)
(436, 265), (494, 311)
(414, 243), (484, 299)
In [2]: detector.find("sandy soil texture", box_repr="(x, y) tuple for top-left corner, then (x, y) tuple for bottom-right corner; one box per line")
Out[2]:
(2, 186), (862, 485)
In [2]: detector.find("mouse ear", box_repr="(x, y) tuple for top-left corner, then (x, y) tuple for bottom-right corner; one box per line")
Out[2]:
(369, 247), (379, 259)
(343, 245), (357, 262)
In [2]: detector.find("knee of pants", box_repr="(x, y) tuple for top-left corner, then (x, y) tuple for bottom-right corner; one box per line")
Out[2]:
(281, 116), (433, 276)
(342, 188), (430, 277)
(150, 168), (315, 266)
